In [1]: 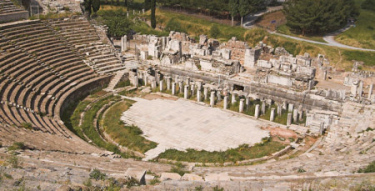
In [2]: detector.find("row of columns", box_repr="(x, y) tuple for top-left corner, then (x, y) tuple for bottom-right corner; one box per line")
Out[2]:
(142, 72), (306, 125)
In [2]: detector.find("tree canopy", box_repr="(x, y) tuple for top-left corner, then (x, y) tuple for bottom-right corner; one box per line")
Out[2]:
(283, 0), (359, 35)
(362, 0), (375, 12)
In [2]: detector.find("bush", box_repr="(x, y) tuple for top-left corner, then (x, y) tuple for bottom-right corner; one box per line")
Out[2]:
(8, 142), (25, 151)
(90, 169), (106, 180)
(358, 161), (375, 173)
(209, 25), (221, 39)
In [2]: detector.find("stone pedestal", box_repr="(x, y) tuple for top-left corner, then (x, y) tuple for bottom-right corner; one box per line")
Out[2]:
(172, 82), (176, 95)
(210, 91), (215, 107)
(184, 85), (189, 99)
(166, 77), (171, 90)
(255, 104), (260, 119)
(239, 99), (244, 113)
(287, 113), (292, 126)
(293, 109), (298, 122)
(224, 96), (228, 110)
(197, 90), (201, 102)
(323, 70), (327, 80)
(159, 79), (164, 92)
(288, 103), (294, 112)
(261, 100), (266, 115)
(270, 108), (275, 122)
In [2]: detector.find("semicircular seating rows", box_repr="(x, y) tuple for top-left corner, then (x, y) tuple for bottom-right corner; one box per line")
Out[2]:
(0, 19), (110, 138)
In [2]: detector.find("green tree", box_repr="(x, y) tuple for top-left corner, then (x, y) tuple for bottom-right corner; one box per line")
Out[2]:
(209, 24), (221, 38)
(239, 0), (250, 27)
(229, 0), (239, 26)
(84, 0), (92, 17)
(283, 0), (359, 35)
(151, 0), (156, 29)
(92, 0), (100, 14)
(362, 0), (375, 12)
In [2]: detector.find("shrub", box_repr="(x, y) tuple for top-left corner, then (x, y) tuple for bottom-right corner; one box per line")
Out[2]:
(8, 142), (25, 151)
(358, 161), (375, 173)
(21, 122), (32, 130)
(90, 169), (106, 180)
(209, 25), (221, 39)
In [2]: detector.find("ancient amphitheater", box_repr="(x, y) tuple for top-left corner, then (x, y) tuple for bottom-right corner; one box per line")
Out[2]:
(0, 0), (374, 190)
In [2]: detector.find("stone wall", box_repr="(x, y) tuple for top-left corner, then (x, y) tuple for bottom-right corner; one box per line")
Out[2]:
(56, 76), (112, 119)
(0, 11), (28, 23)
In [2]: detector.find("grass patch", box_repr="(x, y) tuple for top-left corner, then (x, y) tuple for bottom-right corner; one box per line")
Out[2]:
(157, 137), (286, 163)
(102, 101), (157, 153)
(336, 9), (375, 49)
(114, 79), (131, 89)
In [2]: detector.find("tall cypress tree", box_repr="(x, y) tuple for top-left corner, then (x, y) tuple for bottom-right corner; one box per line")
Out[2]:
(229, 0), (238, 26)
(239, 0), (249, 27)
(151, 0), (156, 29)
(92, 0), (100, 14)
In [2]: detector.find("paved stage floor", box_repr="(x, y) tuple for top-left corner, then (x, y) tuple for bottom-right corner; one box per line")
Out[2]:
(121, 98), (271, 160)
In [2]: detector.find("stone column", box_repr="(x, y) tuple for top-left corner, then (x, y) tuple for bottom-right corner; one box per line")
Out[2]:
(323, 70), (327, 80)
(239, 99), (244, 113)
(217, 91), (221, 101)
(369, 84), (374, 99)
(210, 91), (215, 107)
(308, 80), (314, 90)
(172, 82), (176, 95)
(159, 79), (164, 92)
(179, 81), (183, 94)
(319, 122), (325, 135)
(359, 81), (363, 98)
(224, 96), (228, 110)
(184, 85), (189, 99)
(261, 100), (266, 115)
(151, 80), (156, 89)
(282, 101), (287, 110)
(298, 110), (303, 122)
(134, 76), (138, 88)
(255, 104), (260, 119)
(143, 72), (148, 86)
(293, 109), (298, 122)
(277, 104), (282, 116)
(270, 108), (275, 122)
(175, 75), (179, 83)
(191, 84), (195, 97)
(166, 77), (171, 90)
(245, 97), (250, 109)
(351, 83), (358, 97)
(231, 93), (236, 104)
(186, 77), (190, 86)
(287, 113), (292, 126)
(155, 70), (160, 85)
(288, 103), (294, 112)
(204, 87), (208, 100)
(197, 90), (201, 102)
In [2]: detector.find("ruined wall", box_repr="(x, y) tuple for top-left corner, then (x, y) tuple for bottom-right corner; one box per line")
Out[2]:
(0, 11), (28, 23)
